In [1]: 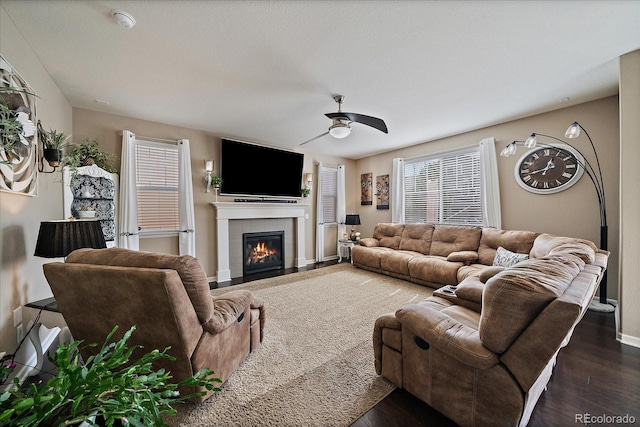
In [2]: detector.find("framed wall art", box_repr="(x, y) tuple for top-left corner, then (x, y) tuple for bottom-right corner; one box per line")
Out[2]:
(360, 172), (372, 206)
(0, 54), (38, 196)
(376, 174), (389, 210)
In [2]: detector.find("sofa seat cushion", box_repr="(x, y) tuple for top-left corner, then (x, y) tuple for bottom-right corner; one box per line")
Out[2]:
(380, 250), (420, 275)
(373, 223), (405, 249)
(455, 277), (484, 306)
(352, 245), (393, 270)
(456, 264), (484, 282)
(408, 256), (462, 285)
(430, 224), (482, 257)
(479, 256), (585, 353)
(399, 224), (434, 255)
(441, 305), (481, 330)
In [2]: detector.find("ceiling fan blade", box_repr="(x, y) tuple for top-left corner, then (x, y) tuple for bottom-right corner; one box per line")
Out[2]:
(299, 131), (329, 146)
(325, 112), (388, 134)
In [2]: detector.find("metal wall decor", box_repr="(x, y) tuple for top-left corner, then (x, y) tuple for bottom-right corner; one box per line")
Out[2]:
(360, 172), (372, 205)
(0, 54), (38, 196)
(376, 174), (389, 210)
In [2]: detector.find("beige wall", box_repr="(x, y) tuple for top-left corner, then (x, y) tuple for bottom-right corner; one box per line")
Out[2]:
(355, 96), (621, 301)
(619, 50), (640, 345)
(72, 108), (356, 276)
(0, 5), (73, 352)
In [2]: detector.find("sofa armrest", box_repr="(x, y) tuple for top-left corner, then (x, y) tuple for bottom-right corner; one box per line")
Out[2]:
(359, 238), (379, 247)
(447, 251), (478, 265)
(395, 304), (499, 369)
(204, 289), (255, 334)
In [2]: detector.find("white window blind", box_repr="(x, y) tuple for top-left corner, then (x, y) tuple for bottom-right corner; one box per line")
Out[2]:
(135, 141), (179, 232)
(404, 147), (482, 225)
(321, 166), (338, 223)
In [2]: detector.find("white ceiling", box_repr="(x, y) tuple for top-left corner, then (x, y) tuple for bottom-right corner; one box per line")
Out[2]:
(2, 1), (639, 159)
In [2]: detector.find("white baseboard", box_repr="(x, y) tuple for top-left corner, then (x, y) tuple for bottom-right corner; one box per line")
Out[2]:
(619, 333), (640, 349)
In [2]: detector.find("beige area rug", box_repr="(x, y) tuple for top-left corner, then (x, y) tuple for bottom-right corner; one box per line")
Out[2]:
(169, 263), (433, 427)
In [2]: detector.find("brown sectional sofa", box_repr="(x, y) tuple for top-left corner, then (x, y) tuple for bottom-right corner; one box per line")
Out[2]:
(353, 223), (609, 426)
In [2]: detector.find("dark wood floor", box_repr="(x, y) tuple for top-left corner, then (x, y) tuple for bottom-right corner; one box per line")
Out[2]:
(351, 309), (640, 427)
(218, 262), (640, 427)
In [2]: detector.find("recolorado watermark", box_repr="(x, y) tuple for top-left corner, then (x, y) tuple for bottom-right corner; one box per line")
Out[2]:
(575, 413), (636, 424)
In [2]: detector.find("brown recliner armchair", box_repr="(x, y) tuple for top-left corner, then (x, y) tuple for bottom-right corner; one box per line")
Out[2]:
(43, 248), (265, 402)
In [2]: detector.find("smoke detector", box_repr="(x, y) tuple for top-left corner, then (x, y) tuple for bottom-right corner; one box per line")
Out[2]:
(111, 10), (136, 29)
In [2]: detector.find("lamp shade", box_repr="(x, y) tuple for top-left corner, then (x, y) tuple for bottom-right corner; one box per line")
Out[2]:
(345, 214), (361, 226)
(34, 219), (106, 258)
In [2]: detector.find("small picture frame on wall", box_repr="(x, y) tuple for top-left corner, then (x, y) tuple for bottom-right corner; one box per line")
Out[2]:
(360, 172), (372, 205)
(0, 54), (38, 196)
(376, 174), (389, 210)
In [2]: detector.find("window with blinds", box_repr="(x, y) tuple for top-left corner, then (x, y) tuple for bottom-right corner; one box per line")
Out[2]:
(135, 141), (180, 233)
(321, 166), (338, 224)
(403, 147), (482, 225)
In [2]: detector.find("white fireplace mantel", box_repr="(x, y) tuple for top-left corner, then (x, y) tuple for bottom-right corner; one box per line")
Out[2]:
(212, 202), (307, 282)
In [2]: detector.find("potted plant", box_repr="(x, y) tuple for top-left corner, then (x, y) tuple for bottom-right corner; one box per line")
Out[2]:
(63, 138), (118, 174)
(300, 187), (310, 197)
(209, 175), (222, 188)
(37, 122), (70, 168)
(0, 326), (221, 426)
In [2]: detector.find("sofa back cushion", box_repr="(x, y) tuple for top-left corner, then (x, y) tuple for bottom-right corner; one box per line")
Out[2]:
(479, 255), (585, 353)
(530, 233), (597, 263)
(373, 223), (405, 249)
(66, 248), (214, 328)
(478, 228), (539, 266)
(429, 224), (482, 257)
(399, 223), (434, 254)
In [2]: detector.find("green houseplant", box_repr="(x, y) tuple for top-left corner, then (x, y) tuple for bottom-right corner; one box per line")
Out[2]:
(0, 326), (221, 427)
(209, 175), (222, 188)
(63, 138), (118, 174)
(37, 123), (70, 168)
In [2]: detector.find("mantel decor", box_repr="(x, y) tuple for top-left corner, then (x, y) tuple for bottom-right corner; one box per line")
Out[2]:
(0, 54), (38, 196)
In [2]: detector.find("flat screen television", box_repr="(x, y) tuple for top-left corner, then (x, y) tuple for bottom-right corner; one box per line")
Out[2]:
(220, 138), (304, 199)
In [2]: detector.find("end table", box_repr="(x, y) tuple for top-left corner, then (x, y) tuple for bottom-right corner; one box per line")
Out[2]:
(338, 239), (355, 263)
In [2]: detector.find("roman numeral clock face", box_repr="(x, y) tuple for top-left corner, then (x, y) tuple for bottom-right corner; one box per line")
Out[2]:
(514, 144), (585, 194)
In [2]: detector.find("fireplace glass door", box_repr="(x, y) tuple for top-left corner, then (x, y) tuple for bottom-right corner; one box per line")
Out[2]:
(243, 231), (284, 275)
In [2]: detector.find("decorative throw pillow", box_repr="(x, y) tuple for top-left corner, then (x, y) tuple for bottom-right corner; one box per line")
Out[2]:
(492, 246), (529, 268)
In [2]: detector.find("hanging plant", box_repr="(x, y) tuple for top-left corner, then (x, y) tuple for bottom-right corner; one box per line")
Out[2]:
(62, 138), (118, 174)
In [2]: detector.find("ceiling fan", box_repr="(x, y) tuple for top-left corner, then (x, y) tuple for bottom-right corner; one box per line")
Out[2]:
(300, 95), (388, 146)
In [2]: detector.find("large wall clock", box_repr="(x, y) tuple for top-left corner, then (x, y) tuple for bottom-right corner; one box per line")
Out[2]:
(514, 144), (585, 194)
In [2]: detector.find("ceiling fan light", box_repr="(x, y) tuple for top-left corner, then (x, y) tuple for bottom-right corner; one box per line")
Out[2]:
(329, 122), (351, 139)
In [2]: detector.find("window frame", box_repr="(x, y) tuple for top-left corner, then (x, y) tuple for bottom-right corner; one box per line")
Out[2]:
(134, 139), (180, 237)
(402, 146), (483, 226)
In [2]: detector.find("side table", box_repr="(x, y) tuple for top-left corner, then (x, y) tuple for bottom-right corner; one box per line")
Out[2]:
(338, 239), (355, 263)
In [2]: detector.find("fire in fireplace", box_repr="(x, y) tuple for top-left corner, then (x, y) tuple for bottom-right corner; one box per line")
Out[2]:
(243, 231), (284, 275)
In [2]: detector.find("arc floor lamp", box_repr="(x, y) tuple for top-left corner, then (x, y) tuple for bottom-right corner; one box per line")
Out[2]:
(501, 121), (613, 313)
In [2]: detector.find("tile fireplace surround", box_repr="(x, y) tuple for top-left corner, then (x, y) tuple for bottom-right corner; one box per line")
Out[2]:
(212, 202), (307, 282)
